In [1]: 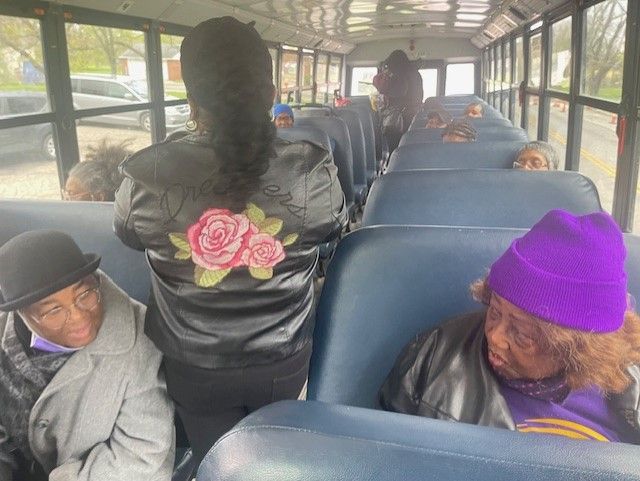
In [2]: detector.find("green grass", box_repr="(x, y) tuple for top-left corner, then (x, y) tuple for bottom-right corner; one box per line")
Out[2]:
(165, 90), (187, 99)
(0, 82), (46, 92)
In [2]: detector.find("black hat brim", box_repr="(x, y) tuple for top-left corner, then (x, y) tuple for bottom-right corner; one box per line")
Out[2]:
(0, 253), (101, 312)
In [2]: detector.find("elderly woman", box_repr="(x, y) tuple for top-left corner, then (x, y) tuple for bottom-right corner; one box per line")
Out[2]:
(442, 119), (477, 143)
(424, 111), (448, 129)
(464, 102), (483, 118)
(272, 103), (294, 129)
(114, 17), (347, 466)
(381, 210), (640, 443)
(0, 230), (174, 480)
(63, 141), (130, 201)
(513, 141), (559, 171)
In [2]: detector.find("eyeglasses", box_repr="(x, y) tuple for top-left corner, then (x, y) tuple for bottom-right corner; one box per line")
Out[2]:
(25, 276), (101, 330)
(61, 189), (96, 201)
(513, 159), (549, 170)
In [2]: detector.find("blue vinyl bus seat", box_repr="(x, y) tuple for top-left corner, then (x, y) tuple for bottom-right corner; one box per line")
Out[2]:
(343, 104), (377, 186)
(198, 400), (640, 481)
(0, 199), (149, 303)
(387, 141), (526, 172)
(335, 108), (368, 205)
(362, 170), (601, 228)
(399, 126), (528, 145)
(425, 94), (483, 104)
(296, 116), (356, 219)
(308, 226), (640, 407)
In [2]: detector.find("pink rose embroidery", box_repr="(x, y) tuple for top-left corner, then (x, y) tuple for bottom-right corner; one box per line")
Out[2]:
(170, 203), (299, 287)
(187, 208), (253, 270)
(241, 233), (286, 268)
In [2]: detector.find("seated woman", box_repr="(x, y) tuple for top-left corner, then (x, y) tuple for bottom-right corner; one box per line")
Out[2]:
(273, 103), (294, 128)
(513, 141), (559, 171)
(464, 102), (483, 118)
(442, 119), (477, 143)
(380, 210), (640, 444)
(63, 141), (130, 201)
(0, 230), (174, 480)
(424, 111), (448, 129)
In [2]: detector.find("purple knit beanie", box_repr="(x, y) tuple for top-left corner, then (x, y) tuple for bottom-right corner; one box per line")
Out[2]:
(488, 210), (627, 333)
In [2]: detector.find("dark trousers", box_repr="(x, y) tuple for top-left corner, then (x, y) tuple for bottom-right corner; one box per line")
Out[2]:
(164, 343), (311, 467)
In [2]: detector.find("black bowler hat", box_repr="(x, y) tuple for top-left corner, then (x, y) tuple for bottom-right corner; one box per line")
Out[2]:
(0, 230), (101, 311)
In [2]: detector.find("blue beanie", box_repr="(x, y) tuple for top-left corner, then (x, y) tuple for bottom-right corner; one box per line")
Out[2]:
(273, 103), (294, 119)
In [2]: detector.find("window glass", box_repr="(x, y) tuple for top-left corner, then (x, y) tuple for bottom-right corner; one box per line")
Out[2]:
(350, 67), (377, 96)
(66, 24), (148, 109)
(547, 98), (569, 170)
(578, 106), (618, 212)
(514, 92), (522, 128)
(280, 50), (298, 94)
(268, 47), (278, 83)
(581, 0), (627, 101)
(445, 63), (475, 95)
(76, 112), (151, 163)
(528, 33), (542, 88)
(0, 123), (59, 199)
(164, 103), (190, 131)
(515, 37), (524, 83)
(495, 44), (502, 90)
(328, 56), (342, 96)
(301, 54), (313, 88)
(316, 54), (329, 103)
(549, 17), (571, 92)
(526, 94), (539, 139)
(161, 34), (185, 100)
(488, 48), (495, 92)
(504, 40), (512, 85)
(300, 89), (313, 104)
(419, 68), (438, 100)
(0, 16), (50, 114)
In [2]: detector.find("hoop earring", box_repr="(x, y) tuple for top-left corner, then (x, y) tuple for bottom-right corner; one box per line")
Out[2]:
(185, 119), (198, 132)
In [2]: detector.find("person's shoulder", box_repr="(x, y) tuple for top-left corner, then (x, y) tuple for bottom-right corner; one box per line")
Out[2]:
(274, 137), (331, 171)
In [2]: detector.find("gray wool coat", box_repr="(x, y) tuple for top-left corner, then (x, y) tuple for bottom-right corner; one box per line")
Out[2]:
(0, 272), (175, 481)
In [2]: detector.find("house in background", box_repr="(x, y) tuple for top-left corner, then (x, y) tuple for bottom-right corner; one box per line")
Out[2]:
(118, 44), (182, 82)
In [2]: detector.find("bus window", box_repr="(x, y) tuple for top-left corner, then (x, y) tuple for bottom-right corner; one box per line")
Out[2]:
(75, 113), (151, 162)
(0, 15), (59, 200)
(445, 63), (475, 95)
(280, 48), (298, 102)
(502, 40), (511, 118)
(316, 53), (329, 103)
(549, 16), (571, 92)
(419, 68), (438, 100)
(514, 36), (524, 128)
(350, 67), (377, 96)
(581, 0), (627, 102)
(300, 52), (314, 103)
(527, 94), (539, 139)
(528, 33), (542, 88)
(161, 34), (185, 100)
(547, 98), (569, 170)
(328, 56), (342, 96)
(578, 106), (618, 213)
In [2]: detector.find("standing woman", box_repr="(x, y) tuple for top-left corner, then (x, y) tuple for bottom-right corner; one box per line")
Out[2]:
(114, 17), (347, 465)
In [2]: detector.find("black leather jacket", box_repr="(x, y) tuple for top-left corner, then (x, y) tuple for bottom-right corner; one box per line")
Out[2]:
(114, 134), (347, 369)
(380, 311), (640, 437)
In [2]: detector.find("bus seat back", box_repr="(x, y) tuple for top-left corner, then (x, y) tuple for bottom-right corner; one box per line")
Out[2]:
(198, 400), (640, 481)
(277, 126), (332, 152)
(308, 226), (640, 407)
(362, 169), (601, 228)
(399, 126), (528, 145)
(387, 141), (526, 171)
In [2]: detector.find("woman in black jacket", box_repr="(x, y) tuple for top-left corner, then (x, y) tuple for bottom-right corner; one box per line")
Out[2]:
(114, 17), (347, 466)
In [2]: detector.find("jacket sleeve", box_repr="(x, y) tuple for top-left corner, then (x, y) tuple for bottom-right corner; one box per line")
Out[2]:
(113, 176), (146, 252)
(48, 311), (175, 481)
(0, 425), (14, 481)
(378, 329), (440, 415)
(304, 148), (349, 244)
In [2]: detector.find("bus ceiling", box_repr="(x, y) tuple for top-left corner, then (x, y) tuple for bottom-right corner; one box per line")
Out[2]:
(53, 0), (562, 52)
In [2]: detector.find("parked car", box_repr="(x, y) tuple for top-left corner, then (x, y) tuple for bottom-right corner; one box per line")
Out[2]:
(71, 75), (189, 131)
(0, 92), (56, 161)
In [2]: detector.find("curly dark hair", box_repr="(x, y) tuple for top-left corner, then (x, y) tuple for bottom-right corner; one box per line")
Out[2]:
(180, 17), (276, 212)
(442, 119), (477, 141)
